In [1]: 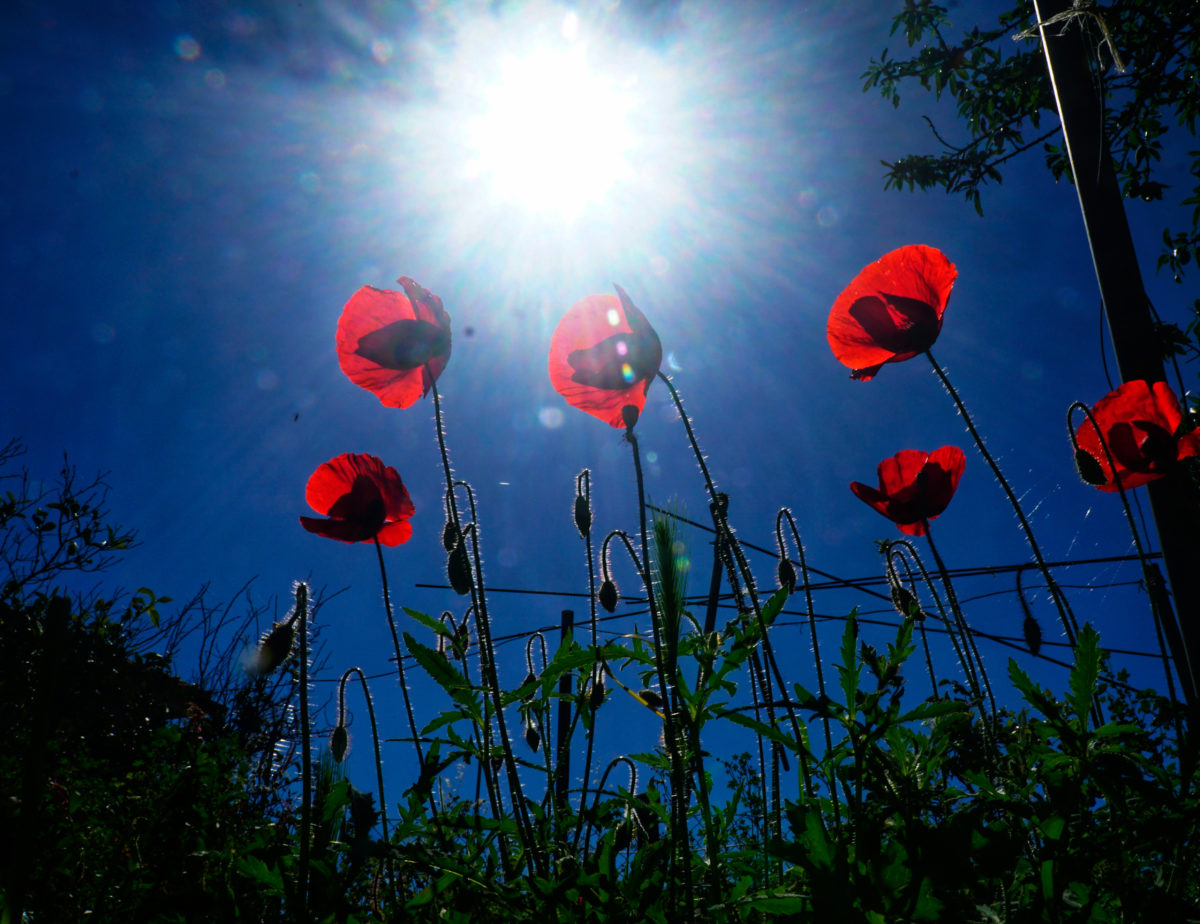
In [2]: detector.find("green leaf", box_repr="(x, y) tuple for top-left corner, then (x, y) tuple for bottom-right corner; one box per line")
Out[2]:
(1068, 624), (1101, 724)
(404, 606), (452, 639)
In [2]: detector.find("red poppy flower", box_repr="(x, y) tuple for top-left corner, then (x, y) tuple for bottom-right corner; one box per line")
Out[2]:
(850, 446), (966, 537)
(1075, 380), (1200, 492)
(548, 284), (662, 428)
(336, 276), (451, 409)
(299, 453), (415, 545)
(827, 245), (957, 381)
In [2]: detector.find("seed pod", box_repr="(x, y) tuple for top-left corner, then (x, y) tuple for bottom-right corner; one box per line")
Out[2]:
(1023, 613), (1043, 657)
(638, 688), (663, 711)
(777, 558), (797, 592)
(448, 540), (473, 595)
(1074, 449), (1107, 486)
(573, 494), (592, 539)
(524, 722), (540, 753)
(250, 621), (294, 675)
(891, 585), (919, 619)
(442, 520), (461, 552)
(589, 676), (606, 711)
(331, 725), (349, 763)
(621, 404), (640, 430)
(598, 579), (619, 612)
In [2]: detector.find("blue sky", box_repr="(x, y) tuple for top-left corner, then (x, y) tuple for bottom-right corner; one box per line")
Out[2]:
(3, 0), (1193, 795)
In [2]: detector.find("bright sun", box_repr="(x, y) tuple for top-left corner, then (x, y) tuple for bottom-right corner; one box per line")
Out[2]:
(465, 44), (635, 217)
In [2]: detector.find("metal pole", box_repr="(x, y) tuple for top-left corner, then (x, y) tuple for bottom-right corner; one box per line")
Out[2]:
(1034, 0), (1200, 705)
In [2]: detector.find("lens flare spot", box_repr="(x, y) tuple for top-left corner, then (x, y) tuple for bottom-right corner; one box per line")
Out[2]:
(606, 308), (620, 327)
(174, 35), (201, 60)
(538, 406), (565, 429)
(621, 362), (634, 383)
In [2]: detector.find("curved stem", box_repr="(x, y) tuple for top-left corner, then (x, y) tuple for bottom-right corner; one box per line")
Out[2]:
(922, 526), (997, 720)
(337, 667), (390, 843)
(926, 350), (1080, 647)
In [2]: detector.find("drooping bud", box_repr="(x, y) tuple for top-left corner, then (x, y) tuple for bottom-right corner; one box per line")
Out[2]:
(1023, 613), (1043, 657)
(448, 540), (473, 595)
(524, 722), (540, 753)
(598, 579), (619, 613)
(331, 725), (349, 763)
(1074, 449), (1107, 486)
(442, 520), (461, 552)
(890, 585), (920, 619)
(520, 670), (538, 701)
(573, 494), (592, 539)
(777, 558), (797, 592)
(249, 621), (295, 675)
(638, 688), (663, 711)
(589, 676), (606, 711)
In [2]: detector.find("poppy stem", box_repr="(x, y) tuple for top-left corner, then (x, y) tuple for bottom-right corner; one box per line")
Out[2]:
(657, 371), (812, 826)
(572, 470), (604, 853)
(925, 351), (1081, 649)
(296, 582), (311, 921)
(921, 526), (998, 721)
(1068, 402), (1182, 722)
(429, 382), (544, 881)
(624, 422), (695, 916)
(373, 537), (429, 792)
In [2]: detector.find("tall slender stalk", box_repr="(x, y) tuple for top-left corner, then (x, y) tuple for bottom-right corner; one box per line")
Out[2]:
(926, 351), (1080, 647)
(624, 420), (694, 917)
(295, 582), (312, 922)
(1068, 402), (1180, 726)
(429, 383), (543, 879)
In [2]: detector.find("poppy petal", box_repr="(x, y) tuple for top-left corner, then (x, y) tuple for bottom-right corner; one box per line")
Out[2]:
(336, 280), (452, 409)
(851, 446), (964, 535)
(1076, 380), (1200, 491)
(828, 245), (956, 379)
(300, 452), (414, 545)
(549, 286), (663, 428)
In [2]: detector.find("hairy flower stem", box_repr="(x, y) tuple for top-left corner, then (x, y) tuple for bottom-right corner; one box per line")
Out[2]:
(430, 384), (543, 880)
(658, 373), (813, 807)
(926, 351), (1080, 648)
(625, 423), (695, 916)
(373, 539), (430, 797)
(296, 583), (312, 921)
(777, 510), (844, 829)
(1069, 402), (1179, 725)
(573, 471), (603, 852)
(886, 547), (941, 698)
(337, 667), (390, 841)
(922, 527), (998, 720)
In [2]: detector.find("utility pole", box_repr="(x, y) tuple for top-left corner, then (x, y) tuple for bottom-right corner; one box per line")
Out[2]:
(1034, 0), (1200, 706)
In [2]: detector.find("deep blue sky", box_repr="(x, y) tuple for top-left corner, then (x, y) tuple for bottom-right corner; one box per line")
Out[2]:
(3, 0), (1193, 794)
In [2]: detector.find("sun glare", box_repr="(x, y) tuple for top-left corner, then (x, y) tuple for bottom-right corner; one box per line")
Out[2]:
(465, 46), (635, 217)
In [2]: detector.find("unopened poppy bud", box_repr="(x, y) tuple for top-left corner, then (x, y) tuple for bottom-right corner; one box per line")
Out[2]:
(589, 677), (606, 711)
(638, 688), (663, 711)
(448, 541), (473, 595)
(331, 725), (349, 763)
(442, 520), (461, 551)
(621, 404), (640, 430)
(777, 558), (797, 592)
(573, 495), (592, 538)
(520, 670), (538, 700)
(891, 585), (919, 618)
(1023, 613), (1043, 657)
(250, 621), (294, 675)
(598, 579), (619, 613)
(524, 723), (540, 753)
(1074, 449), (1107, 486)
